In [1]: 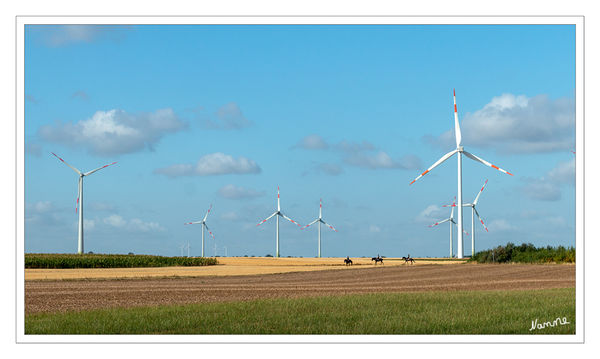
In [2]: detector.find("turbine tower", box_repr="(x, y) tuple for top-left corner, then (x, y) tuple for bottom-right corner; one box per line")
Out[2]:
(51, 152), (117, 254)
(301, 198), (337, 258)
(410, 89), (513, 258)
(256, 186), (302, 257)
(185, 204), (214, 257)
(434, 197), (470, 257)
(463, 179), (489, 256)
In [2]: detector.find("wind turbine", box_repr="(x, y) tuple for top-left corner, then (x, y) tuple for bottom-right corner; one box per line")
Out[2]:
(430, 197), (469, 258)
(256, 186), (302, 257)
(184, 204), (214, 257)
(410, 89), (513, 258)
(51, 152), (117, 254)
(462, 179), (489, 256)
(301, 198), (337, 258)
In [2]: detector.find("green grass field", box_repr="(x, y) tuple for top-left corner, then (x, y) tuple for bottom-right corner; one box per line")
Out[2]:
(25, 288), (575, 335)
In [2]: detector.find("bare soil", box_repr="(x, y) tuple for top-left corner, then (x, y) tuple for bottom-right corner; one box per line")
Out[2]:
(25, 263), (575, 315)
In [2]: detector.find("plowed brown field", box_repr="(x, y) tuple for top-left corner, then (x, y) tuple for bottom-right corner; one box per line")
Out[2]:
(25, 263), (574, 315)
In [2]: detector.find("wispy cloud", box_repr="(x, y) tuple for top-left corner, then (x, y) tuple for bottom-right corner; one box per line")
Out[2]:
(294, 136), (421, 171)
(154, 153), (261, 178)
(38, 108), (186, 156)
(218, 184), (265, 200)
(25, 142), (42, 157)
(197, 103), (252, 130)
(293, 134), (329, 150)
(520, 158), (575, 201)
(103, 214), (165, 232)
(415, 204), (448, 224)
(425, 93), (575, 154)
(29, 25), (130, 47)
(488, 219), (516, 232)
(71, 90), (89, 101)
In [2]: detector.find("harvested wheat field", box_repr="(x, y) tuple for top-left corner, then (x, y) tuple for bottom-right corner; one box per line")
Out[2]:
(25, 263), (574, 315)
(24, 256), (462, 280)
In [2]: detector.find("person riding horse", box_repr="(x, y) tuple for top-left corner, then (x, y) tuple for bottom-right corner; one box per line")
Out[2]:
(371, 254), (384, 264)
(402, 254), (415, 265)
(344, 256), (353, 266)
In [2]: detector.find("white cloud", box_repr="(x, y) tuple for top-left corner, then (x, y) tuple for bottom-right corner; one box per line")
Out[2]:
(548, 159), (575, 185)
(25, 142), (42, 157)
(521, 178), (561, 201)
(488, 219), (516, 232)
(344, 151), (421, 170)
(294, 134), (329, 150)
(369, 225), (381, 233)
(426, 93), (574, 154)
(39, 108), (186, 156)
(199, 103), (252, 129)
(104, 214), (126, 228)
(415, 204), (448, 224)
(218, 184), (265, 200)
(83, 219), (95, 231)
(103, 214), (165, 232)
(129, 218), (164, 232)
(155, 153), (261, 177)
(220, 211), (240, 221)
(521, 158), (575, 201)
(316, 163), (343, 176)
(28, 201), (53, 213)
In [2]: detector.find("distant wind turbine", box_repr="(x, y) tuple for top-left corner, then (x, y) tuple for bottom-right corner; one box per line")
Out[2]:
(256, 187), (302, 257)
(185, 204), (214, 257)
(410, 89), (513, 258)
(51, 152), (117, 254)
(301, 198), (337, 258)
(430, 197), (469, 258)
(462, 179), (489, 256)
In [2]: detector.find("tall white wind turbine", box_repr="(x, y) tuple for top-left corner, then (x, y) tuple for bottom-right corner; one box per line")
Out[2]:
(185, 204), (214, 257)
(256, 186), (302, 257)
(301, 198), (337, 258)
(51, 152), (117, 254)
(462, 179), (489, 256)
(410, 89), (513, 258)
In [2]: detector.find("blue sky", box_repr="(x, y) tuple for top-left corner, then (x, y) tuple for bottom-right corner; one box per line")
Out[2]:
(24, 24), (576, 257)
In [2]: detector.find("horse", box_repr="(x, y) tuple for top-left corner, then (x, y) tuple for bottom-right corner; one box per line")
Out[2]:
(371, 256), (384, 265)
(344, 257), (353, 266)
(402, 256), (414, 265)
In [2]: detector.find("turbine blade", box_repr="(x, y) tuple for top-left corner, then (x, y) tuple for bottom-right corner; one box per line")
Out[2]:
(51, 152), (81, 175)
(473, 179), (489, 205)
(76, 177), (81, 214)
(256, 212), (277, 226)
(185, 221), (202, 225)
(429, 218), (451, 227)
(202, 204), (213, 222)
(474, 207), (489, 232)
(280, 213), (302, 227)
(301, 218), (319, 229)
(205, 224), (215, 239)
(454, 89), (462, 147)
(462, 151), (514, 176)
(83, 161), (118, 176)
(409, 149), (458, 185)
(277, 186), (280, 211)
(321, 220), (338, 232)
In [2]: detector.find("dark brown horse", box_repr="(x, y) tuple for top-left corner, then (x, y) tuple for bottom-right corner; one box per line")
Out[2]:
(402, 256), (414, 265)
(344, 257), (353, 266)
(371, 255), (384, 265)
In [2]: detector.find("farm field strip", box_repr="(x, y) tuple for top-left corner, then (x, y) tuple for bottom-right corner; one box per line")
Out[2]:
(25, 264), (575, 315)
(24, 257), (467, 280)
